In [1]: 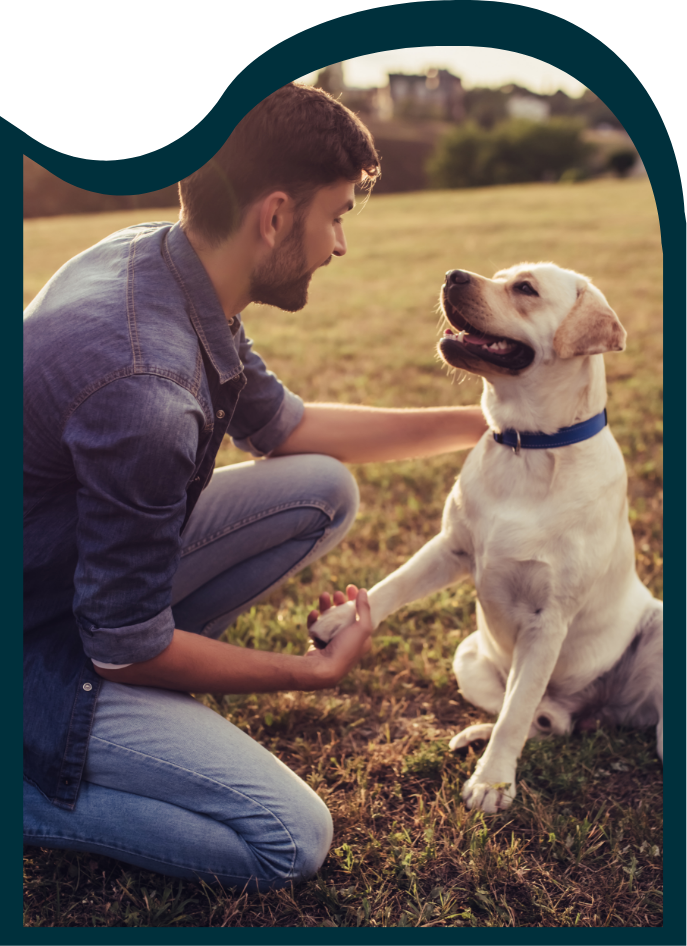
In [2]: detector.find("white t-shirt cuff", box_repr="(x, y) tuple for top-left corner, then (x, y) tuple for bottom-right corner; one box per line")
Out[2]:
(91, 659), (133, 669)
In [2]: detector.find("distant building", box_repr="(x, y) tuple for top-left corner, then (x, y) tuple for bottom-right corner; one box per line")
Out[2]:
(315, 62), (345, 96)
(506, 95), (550, 122)
(313, 62), (464, 123)
(388, 69), (465, 121)
(314, 62), (391, 119)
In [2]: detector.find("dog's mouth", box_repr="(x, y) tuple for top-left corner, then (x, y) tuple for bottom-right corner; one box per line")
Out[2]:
(439, 294), (535, 373)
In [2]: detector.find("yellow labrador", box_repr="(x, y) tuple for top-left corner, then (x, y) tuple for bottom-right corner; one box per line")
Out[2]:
(312, 263), (663, 813)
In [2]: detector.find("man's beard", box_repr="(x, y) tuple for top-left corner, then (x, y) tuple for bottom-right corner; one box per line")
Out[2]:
(249, 218), (322, 312)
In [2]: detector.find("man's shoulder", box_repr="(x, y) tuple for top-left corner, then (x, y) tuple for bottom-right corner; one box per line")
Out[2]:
(23, 221), (203, 415)
(25, 221), (173, 318)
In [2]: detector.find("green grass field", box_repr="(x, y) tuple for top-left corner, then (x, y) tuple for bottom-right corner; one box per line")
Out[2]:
(23, 179), (663, 927)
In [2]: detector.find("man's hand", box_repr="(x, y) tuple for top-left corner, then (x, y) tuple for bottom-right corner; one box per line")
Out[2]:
(305, 586), (372, 687)
(306, 583), (358, 637)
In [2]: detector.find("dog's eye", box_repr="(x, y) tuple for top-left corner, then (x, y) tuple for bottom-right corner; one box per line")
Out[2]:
(513, 282), (538, 296)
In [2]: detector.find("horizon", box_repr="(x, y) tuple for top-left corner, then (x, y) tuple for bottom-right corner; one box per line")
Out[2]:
(298, 47), (587, 98)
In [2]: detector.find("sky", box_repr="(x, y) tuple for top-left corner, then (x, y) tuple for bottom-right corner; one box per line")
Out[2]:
(298, 47), (587, 97)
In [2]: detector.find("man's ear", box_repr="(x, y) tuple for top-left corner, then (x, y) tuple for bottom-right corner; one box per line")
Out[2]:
(553, 286), (627, 358)
(257, 191), (292, 250)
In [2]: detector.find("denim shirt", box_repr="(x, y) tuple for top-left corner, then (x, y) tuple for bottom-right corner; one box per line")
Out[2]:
(23, 221), (304, 809)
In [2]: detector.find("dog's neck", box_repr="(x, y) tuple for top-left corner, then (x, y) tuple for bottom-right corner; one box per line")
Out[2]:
(480, 354), (608, 436)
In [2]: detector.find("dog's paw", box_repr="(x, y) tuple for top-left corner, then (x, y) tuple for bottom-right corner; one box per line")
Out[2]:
(309, 599), (357, 646)
(449, 723), (494, 752)
(462, 769), (516, 813)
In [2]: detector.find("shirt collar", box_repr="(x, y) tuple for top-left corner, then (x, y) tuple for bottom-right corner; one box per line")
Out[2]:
(163, 222), (243, 384)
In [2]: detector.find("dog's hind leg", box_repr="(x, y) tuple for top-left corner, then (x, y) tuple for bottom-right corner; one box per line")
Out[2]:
(449, 631), (505, 752)
(453, 630), (505, 716)
(573, 598), (663, 761)
(449, 722), (495, 751)
(645, 600), (663, 763)
(622, 599), (663, 762)
(528, 694), (573, 740)
(643, 607), (663, 763)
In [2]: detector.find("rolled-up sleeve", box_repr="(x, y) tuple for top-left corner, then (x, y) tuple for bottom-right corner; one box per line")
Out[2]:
(65, 374), (204, 664)
(228, 323), (304, 456)
(79, 609), (174, 665)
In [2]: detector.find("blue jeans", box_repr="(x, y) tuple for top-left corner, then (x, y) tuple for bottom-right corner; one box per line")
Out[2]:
(24, 454), (359, 889)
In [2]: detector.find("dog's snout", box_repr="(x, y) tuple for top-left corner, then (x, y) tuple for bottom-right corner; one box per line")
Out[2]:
(446, 270), (471, 287)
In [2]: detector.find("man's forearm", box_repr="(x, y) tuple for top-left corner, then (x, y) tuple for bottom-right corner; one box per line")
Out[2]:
(94, 629), (319, 692)
(94, 589), (373, 693)
(272, 403), (487, 463)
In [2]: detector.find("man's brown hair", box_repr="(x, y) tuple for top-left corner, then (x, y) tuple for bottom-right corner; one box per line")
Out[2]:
(179, 83), (380, 245)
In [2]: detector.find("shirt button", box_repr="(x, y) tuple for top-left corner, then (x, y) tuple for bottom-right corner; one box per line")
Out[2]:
(83, 682), (93, 691)
(216, 409), (226, 419)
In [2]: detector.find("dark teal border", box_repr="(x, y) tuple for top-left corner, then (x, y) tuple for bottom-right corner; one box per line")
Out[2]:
(10, 2), (683, 944)
(9, 1), (684, 197)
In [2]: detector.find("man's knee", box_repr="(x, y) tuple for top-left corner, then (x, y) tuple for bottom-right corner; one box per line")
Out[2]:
(308, 454), (359, 535)
(249, 789), (333, 890)
(288, 794), (334, 883)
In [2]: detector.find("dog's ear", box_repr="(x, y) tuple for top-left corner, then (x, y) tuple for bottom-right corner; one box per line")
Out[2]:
(553, 286), (627, 358)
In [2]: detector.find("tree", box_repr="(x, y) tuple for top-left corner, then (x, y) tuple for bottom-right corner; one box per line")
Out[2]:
(427, 118), (595, 189)
(607, 149), (637, 177)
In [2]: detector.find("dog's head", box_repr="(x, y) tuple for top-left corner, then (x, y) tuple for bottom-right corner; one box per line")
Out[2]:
(438, 263), (626, 379)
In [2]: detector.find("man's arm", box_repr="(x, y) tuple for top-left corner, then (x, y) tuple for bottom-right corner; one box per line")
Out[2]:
(95, 588), (372, 692)
(271, 403), (487, 463)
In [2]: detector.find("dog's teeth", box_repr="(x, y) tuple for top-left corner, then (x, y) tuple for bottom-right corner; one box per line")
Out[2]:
(457, 330), (467, 343)
(486, 339), (513, 352)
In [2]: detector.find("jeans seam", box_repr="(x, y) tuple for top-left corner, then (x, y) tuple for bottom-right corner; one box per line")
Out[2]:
(87, 736), (298, 877)
(180, 499), (335, 557)
(22, 834), (267, 884)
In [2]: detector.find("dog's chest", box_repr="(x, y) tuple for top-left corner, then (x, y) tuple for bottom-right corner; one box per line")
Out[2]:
(454, 445), (562, 560)
(448, 444), (586, 629)
(448, 434), (631, 654)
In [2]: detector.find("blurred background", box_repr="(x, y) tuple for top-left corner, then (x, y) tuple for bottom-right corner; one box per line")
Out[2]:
(23, 49), (644, 217)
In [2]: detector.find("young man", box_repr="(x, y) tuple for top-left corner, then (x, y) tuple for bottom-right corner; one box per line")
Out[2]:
(23, 84), (486, 889)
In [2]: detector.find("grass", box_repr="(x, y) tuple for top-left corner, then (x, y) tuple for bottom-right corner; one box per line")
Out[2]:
(23, 178), (663, 927)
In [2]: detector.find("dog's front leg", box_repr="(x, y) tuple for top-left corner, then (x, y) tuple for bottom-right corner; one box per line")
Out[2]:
(461, 615), (568, 813)
(369, 532), (472, 627)
(311, 532), (471, 644)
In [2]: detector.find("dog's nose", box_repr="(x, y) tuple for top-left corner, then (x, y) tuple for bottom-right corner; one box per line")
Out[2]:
(446, 270), (471, 286)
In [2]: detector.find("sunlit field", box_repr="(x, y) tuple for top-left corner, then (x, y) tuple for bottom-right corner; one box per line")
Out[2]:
(23, 179), (663, 927)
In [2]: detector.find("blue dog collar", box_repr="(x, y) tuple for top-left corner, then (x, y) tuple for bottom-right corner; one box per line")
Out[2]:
(493, 408), (608, 453)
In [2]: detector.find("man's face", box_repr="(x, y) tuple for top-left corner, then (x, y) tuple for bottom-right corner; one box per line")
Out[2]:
(249, 179), (355, 312)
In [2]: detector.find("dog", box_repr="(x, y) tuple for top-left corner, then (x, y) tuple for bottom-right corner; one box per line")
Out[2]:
(311, 262), (663, 814)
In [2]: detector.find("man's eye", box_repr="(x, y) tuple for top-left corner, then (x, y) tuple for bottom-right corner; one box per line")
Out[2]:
(514, 282), (538, 296)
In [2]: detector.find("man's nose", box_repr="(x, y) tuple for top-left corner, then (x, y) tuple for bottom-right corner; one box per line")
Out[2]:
(333, 230), (347, 257)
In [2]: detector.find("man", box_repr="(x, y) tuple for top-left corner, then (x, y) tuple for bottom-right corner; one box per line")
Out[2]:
(23, 83), (486, 889)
